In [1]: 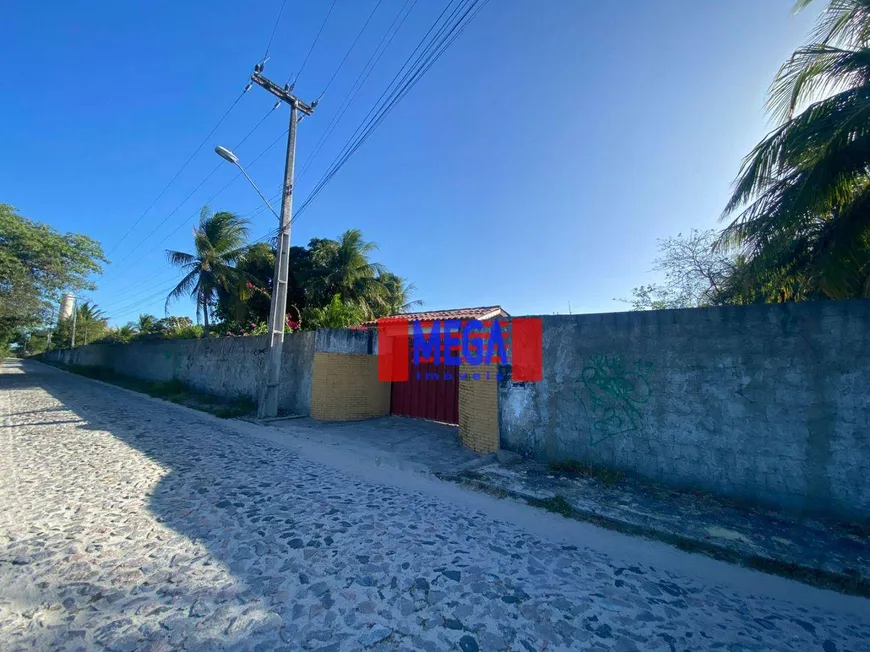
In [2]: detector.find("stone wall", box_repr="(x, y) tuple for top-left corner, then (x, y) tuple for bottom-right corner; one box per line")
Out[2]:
(498, 300), (870, 521)
(40, 332), (315, 416)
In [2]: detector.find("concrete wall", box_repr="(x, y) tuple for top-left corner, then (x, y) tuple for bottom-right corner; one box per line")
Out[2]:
(41, 332), (315, 415)
(315, 328), (377, 354)
(498, 300), (870, 521)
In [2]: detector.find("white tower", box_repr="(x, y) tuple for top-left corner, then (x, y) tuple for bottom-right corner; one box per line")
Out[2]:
(59, 293), (75, 320)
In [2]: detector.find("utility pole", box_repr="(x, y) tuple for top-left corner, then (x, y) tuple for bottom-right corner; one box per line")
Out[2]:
(46, 306), (54, 350)
(71, 296), (78, 348)
(250, 67), (316, 418)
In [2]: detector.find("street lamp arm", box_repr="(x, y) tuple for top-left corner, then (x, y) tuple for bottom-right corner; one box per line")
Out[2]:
(236, 164), (280, 220)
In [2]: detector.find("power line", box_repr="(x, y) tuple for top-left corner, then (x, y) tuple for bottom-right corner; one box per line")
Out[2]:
(292, 0), (339, 85)
(98, 137), (287, 316)
(105, 0), (488, 318)
(235, 104), (281, 148)
(293, 0), (487, 223)
(106, 86), (250, 257)
(99, 272), (183, 311)
(262, 0), (289, 61)
(109, 165), (223, 269)
(110, 288), (184, 322)
(105, 280), (182, 320)
(320, 0), (386, 97)
(242, 0), (419, 224)
(104, 117), (287, 282)
(105, 1), (291, 270)
(298, 0), (418, 185)
(244, 0), (479, 238)
(109, 106), (278, 271)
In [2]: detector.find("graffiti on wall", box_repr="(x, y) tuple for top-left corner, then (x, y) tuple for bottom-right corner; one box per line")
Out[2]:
(572, 354), (653, 445)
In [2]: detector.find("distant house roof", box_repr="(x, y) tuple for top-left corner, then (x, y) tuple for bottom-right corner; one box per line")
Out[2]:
(362, 305), (509, 326)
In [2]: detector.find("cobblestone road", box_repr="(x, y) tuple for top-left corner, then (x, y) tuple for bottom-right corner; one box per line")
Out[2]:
(1, 360), (868, 651)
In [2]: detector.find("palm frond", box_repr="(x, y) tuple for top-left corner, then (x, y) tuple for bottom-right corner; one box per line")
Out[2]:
(202, 211), (250, 254)
(725, 84), (870, 220)
(166, 250), (197, 268)
(796, 0), (870, 50)
(767, 44), (870, 122)
(164, 269), (199, 313)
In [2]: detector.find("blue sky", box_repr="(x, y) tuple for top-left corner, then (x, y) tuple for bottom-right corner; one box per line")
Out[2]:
(1, 0), (819, 325)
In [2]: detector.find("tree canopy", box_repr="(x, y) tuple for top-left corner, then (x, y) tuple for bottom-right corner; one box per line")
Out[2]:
(209, 224), (421, 332)
(719, 0), (870, 300)
(165, 208), (250, 328)
(0, 204), (106, 346)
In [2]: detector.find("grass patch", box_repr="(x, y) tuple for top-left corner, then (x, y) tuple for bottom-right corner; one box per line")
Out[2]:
(453, 476), (509, 499)
(549, 459), (625, 486)
(47, 362), (255, 419)
(527, 495), (575, 517)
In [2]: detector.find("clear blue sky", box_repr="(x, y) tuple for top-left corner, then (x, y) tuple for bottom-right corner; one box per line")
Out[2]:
(1, 0), (819, 325)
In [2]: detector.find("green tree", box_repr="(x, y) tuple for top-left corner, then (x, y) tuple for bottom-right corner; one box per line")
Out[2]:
(10, 328), (51, 355)
(137, 313), (158, 334)
(52, 301), (107, 347)
(720, 0), (870, 300)
(165, 207), (250, 329)
(76, 301), (107, 345)
(156, 316), (194, 334)
(307, 229), (387, 318)
(149, 316), (203, 340)
(98, 323), (138, 344)
(0, 204), (106, 345)
(377, 272), (422, 316)
(302, 294), (366, 329)
(214, 243), (313, 329)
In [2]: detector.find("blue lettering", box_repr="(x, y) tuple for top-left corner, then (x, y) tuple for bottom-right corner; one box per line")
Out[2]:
(443, 320), (462, 366)
(461, 319), (484, 365)
(485, 319), (507, 365)
(413, 320), (441, 365)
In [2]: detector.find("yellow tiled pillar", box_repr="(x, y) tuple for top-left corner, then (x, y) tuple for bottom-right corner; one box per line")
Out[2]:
(310, 352), (391, 420)
(458, 363), (499, 453)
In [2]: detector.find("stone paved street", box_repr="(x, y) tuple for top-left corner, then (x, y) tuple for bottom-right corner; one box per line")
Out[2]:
(1, 360), (868, 651)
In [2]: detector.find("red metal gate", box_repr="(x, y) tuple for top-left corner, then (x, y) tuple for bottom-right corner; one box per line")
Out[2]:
(390, 349), (459, 424)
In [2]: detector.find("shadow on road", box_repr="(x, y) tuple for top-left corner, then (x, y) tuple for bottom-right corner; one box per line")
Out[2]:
(3, 359), (483, 650)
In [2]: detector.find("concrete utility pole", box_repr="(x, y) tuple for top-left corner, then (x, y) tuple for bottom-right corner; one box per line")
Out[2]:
(250, 68), (316, 418)
(70, 296), (78, 348)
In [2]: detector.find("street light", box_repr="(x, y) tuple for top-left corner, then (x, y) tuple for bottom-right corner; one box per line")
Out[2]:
(214, 146), (279, 219)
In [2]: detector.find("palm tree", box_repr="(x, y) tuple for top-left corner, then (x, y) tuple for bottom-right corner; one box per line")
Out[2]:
(137, 313), (158, 334)
(77, 301), (106, 345)
(116, 323), (139, 342)
(378, 272), (423, 315)
(720, 0), (870, 300)
(165, 207), (250, 328)
(308, 229), (388, 318)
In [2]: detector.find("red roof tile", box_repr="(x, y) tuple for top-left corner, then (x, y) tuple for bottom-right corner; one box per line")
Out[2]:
(363, 306), (508, 325)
